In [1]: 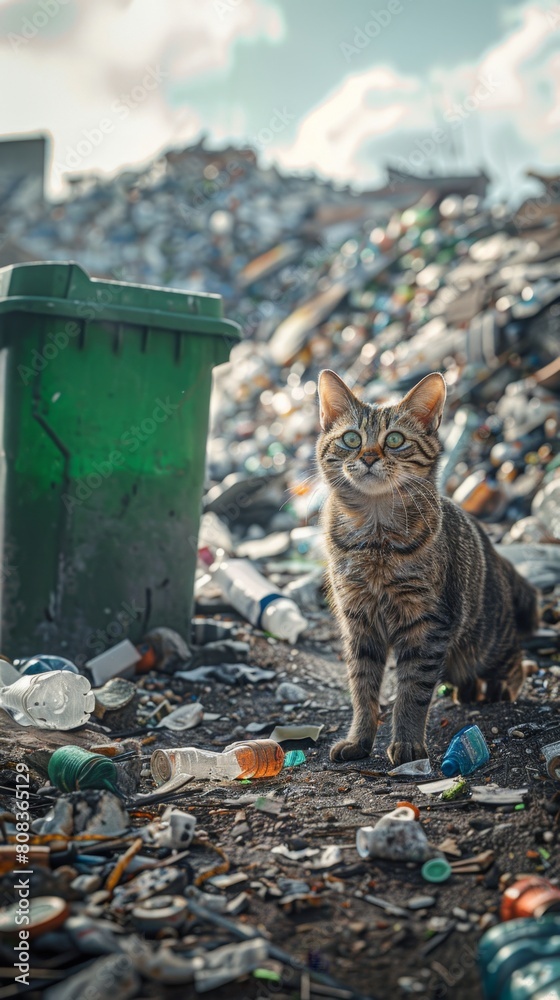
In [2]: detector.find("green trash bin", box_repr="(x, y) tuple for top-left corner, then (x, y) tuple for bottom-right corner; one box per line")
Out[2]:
(0, 261), (240, 661)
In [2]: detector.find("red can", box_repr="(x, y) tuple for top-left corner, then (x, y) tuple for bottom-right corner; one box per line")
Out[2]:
(501, 876), (560, 921)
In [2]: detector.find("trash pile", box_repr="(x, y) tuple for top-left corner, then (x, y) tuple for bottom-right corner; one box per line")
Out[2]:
(0, 145), (559, 997)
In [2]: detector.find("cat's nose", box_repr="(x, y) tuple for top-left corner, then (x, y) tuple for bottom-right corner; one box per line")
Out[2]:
(360, 451), (379, 467)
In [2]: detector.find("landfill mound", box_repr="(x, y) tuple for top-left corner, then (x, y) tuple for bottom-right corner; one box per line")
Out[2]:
(0, 146), (559, 999)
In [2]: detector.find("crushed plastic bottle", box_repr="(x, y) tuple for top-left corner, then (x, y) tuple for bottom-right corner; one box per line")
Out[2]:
(356, 805), (435, 862)
(478, 916), (560, 1000)
(198, 549), (308, 643)
(441, 723), (490, 777)
(151, 739), (285, 783)
(0, 671), (94, 729)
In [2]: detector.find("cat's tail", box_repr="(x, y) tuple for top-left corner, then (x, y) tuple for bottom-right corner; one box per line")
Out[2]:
(510, 567), (539, 637)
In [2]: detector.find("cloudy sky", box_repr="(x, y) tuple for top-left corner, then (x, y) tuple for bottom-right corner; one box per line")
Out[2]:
(0, 0), (559, 199)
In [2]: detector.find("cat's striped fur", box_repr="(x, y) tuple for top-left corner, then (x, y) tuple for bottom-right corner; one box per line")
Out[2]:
(317, 370), (538, 765)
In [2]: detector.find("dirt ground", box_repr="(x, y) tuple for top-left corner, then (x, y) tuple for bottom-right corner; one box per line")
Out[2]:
(1, 605), (559, 1000)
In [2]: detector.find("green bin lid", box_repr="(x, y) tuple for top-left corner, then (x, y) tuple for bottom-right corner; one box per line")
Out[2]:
(0, 261), (241, 342)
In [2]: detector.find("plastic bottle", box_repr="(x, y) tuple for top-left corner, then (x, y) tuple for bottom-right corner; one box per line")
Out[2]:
(198, 549), (308, 643)
(0, 671), (94, 729)
(478, 916), (560, 1000)
(15, 655), (79, 676)
(151, 739), (284, 783)
(441, 723), (490, 777)
(356, 805), (435, 862)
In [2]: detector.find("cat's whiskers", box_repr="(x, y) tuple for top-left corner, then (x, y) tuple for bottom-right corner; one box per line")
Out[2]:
(397, 480), (433, 532)
(391, 480), (410, 535)
(402, 474), (441, 521)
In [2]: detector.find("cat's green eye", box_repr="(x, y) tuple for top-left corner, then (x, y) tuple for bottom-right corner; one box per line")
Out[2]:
(342, 430), (361, 449)
(385, 431), (405, 449)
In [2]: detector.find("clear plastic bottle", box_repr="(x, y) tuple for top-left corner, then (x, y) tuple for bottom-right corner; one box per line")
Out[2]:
(199, 550), (308, 644)
(441, 723), (490, 777)
(0, 671), (94, 729)
(151, 739), (284, 783)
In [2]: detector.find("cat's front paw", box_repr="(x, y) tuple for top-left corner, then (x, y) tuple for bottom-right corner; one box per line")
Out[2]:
(388, 740), (427, 766)
(330, 738), (372, 762)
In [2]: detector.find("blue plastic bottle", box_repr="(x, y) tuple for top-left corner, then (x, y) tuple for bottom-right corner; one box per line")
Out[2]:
(478, 916), (560, 999)
(441, 723), (490, 777)
(16, 655), (79, 676)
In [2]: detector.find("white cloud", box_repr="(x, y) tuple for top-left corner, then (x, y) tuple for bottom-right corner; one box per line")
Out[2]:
(0, 0), (284, 193)
(278, 67), (419, 183)
(274, 3), (560, 191)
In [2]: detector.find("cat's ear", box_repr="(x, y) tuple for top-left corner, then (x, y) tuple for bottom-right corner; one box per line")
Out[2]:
(318, 370), (358, 431)
(399, 372), (447, 431)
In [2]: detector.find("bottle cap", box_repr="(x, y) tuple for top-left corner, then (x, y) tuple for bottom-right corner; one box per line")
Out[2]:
(421, 858), (452, 883)
(441, 755), (460, 777)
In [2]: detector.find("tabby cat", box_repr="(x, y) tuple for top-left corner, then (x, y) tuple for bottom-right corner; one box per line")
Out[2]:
(317, 369), (538, 765)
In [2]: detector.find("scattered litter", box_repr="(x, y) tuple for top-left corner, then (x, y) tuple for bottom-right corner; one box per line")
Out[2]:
(136, 627), (191, 672)
(363, 894), (409, 917)
(388, 758), (432, 777)
(356, 806), (437, 862)
(194, 938), (269, 993)
(417, 777), (459, 796)
(2, 143), (560, 999)
(478, 913), (560, 999)
(471, 784), (528, 805)
(175, 663), (276, 684)
(0, 895), (69, 936)
(269, 724), (324, 742)
(147, 806), (197, 848)
(199, 550), (307, 643)
(542, 739), (560, 780)
(43, 955), (140, 1000)
(500, 875), (560, 919)
(156, 702), (204, 731)
(48, 746), (119, 793)
(441, 724), (490, 777)
(0, 671), (94, 729)
(151, 740), (284, 781)
(421, 859), (452, 884)
(407, 895), (436, 910)
(208, 872), (248, 889)
(441, 777), (468, 801)
(87, 640), (141, 686)
(272, 844), (319, 861)
(93, 677), (136, 715)
(253, 796), (284, 816)
(275, 681), (308, 703)
(131, 895), (188, 933)
(449, 850), (495, 874)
